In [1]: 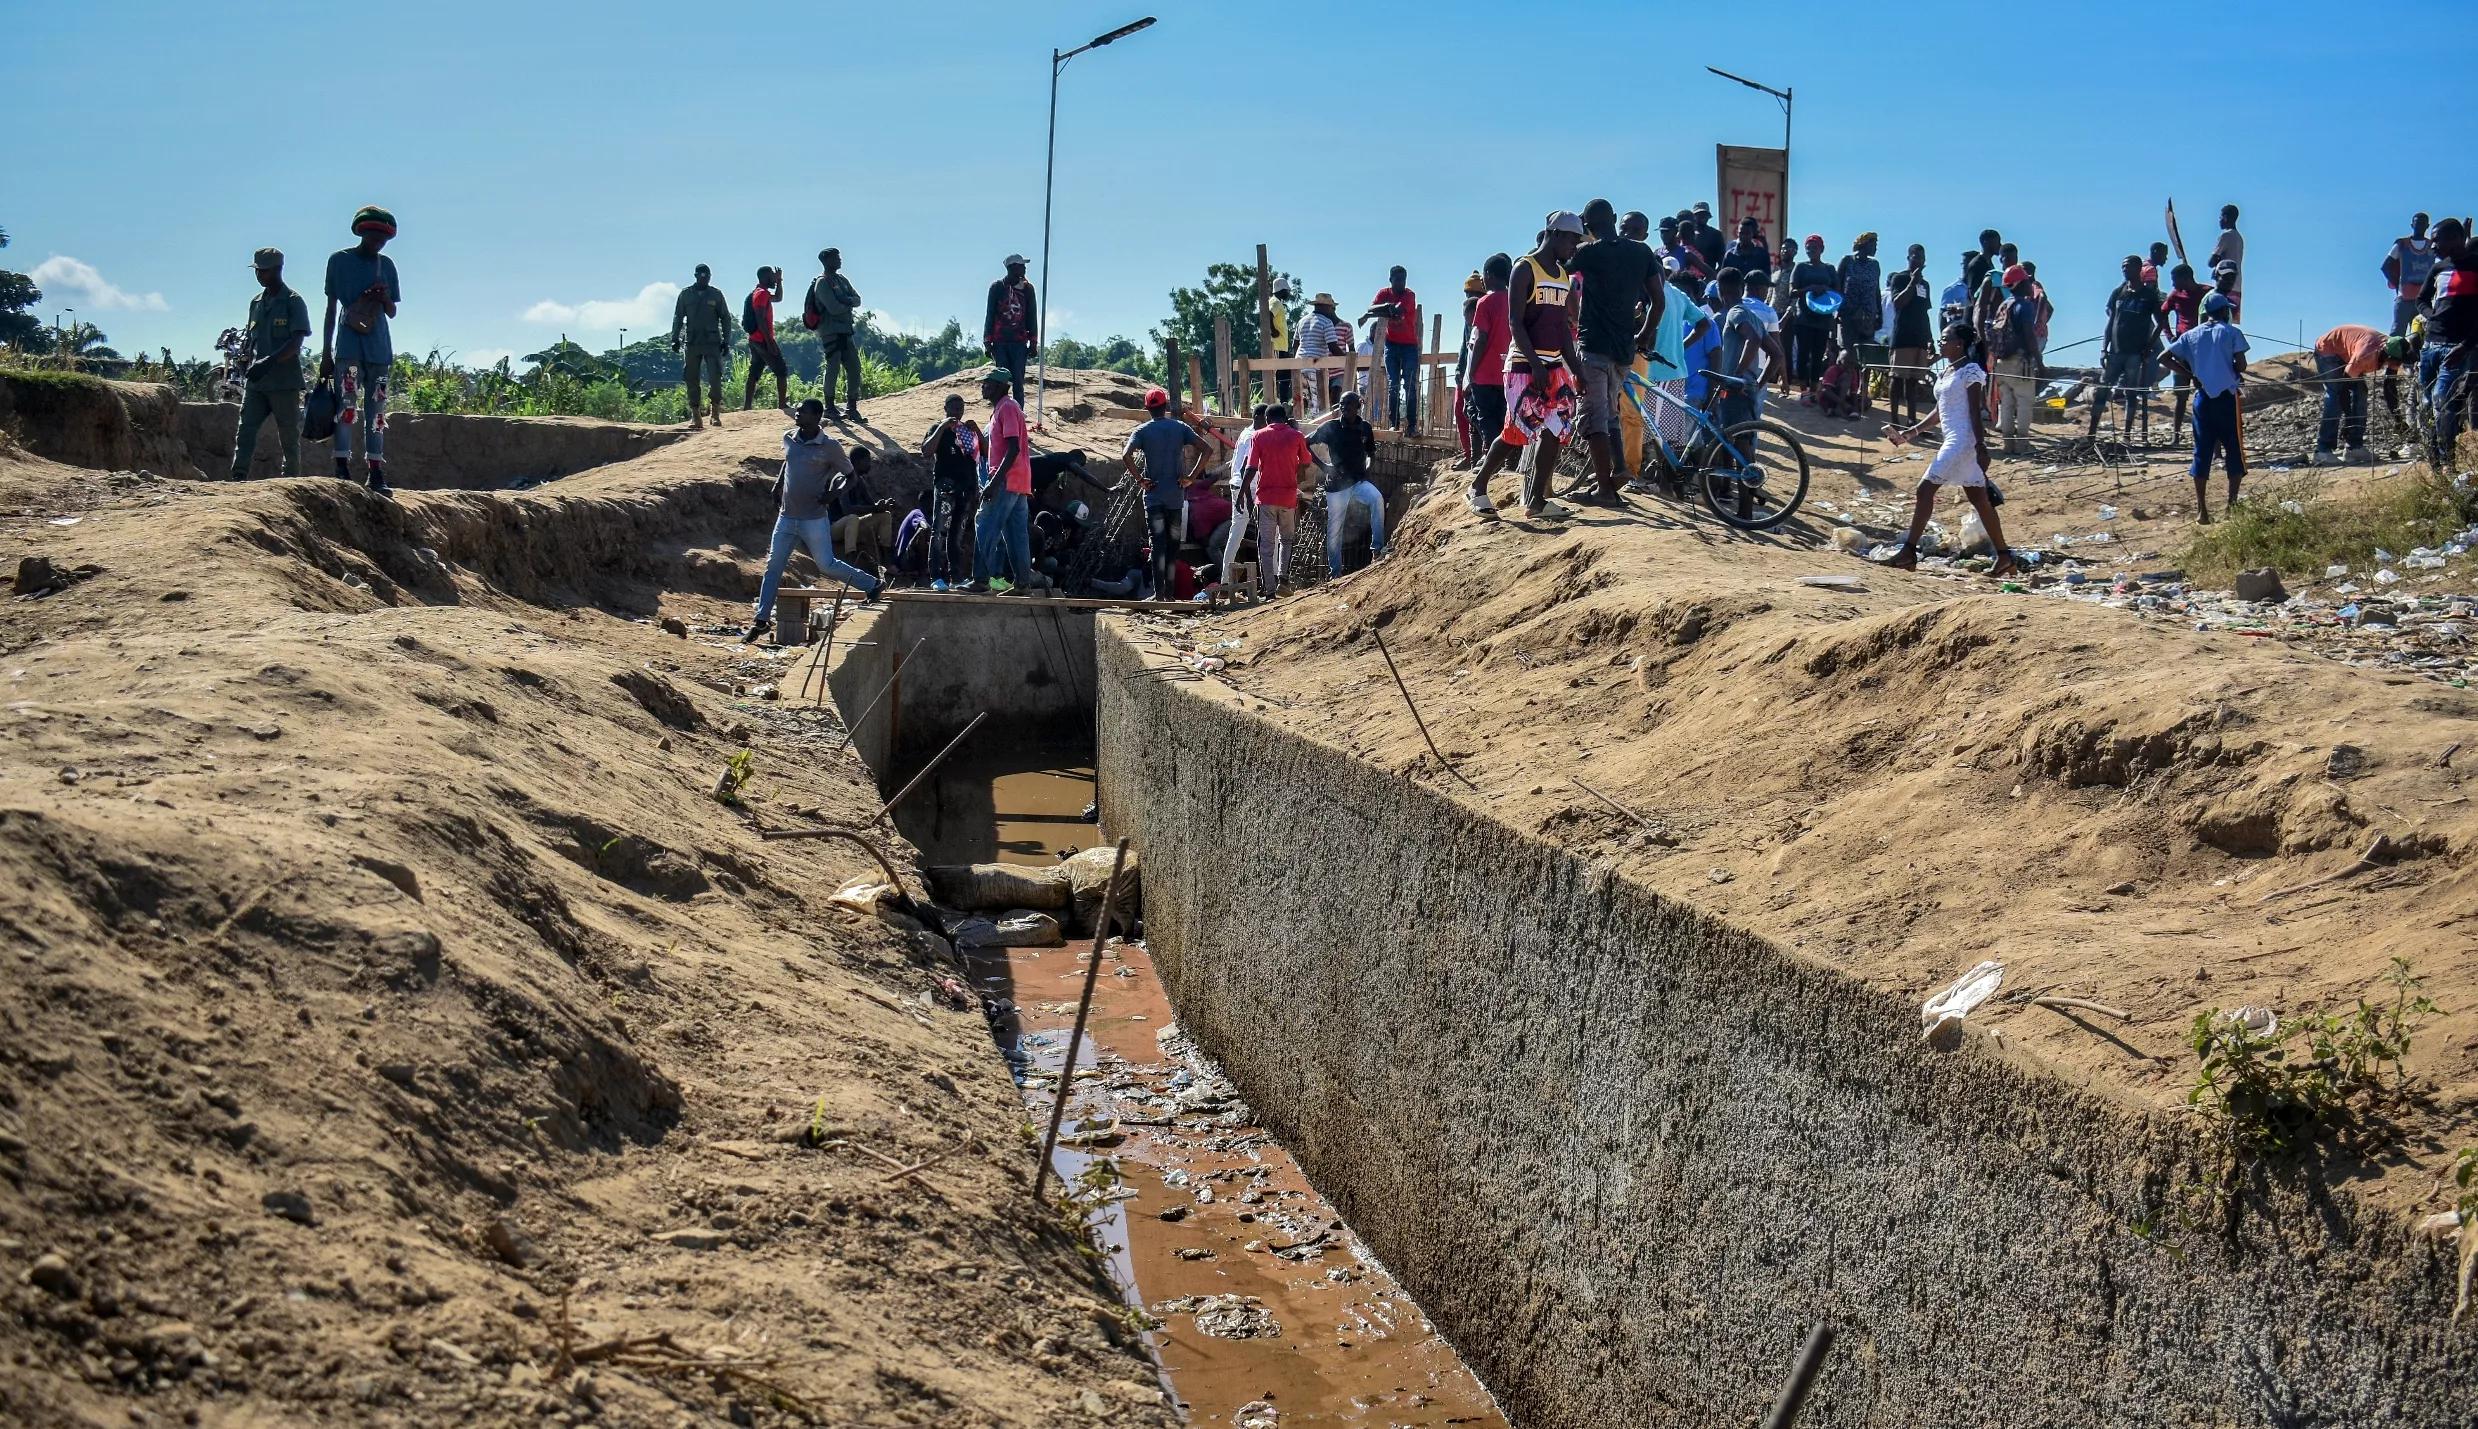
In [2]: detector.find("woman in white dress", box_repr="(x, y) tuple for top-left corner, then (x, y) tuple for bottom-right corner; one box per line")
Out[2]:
(1880, 321), (2020, 576)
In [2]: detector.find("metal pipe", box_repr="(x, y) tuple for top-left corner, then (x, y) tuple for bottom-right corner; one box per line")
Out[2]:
(833, 635), (927, 755)
(1761, 1324), (1835, 1429)
(1031, 838), (1130, 1203)
(868, 711), (986, 826)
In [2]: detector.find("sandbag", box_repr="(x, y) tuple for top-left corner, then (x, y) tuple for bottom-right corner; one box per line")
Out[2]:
(1062, 844), (1140, 935)
(926, 862), (1069, 911)
(950, 909), (1065, 949)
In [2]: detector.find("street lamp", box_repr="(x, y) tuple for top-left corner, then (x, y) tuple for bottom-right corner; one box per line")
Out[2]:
(1035, 15), (1156, 427)
(1706, 67), (1792, 242)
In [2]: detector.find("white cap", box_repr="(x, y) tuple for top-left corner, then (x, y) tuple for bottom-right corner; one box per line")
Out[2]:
(1544, 210), (1585, 236)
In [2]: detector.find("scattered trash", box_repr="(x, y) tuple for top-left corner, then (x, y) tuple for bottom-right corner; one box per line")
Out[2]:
(2097, 505), (2118, 521)
(1921, 960), (2005, 1039)
(951, 910), (1064, 949)
(2327, 564), (2350, 578)
(1707, 868), (1735, 885)
(1153, 1294), (1282, 1340)
(827, 878), (901, 918)
(1797, 574), (1867, 590)
(1055, 1115), (1121, 1148)
(2282, 500), (2306, 515)
(46, 517), (81, 526)
(2374, 569), (2402, 585)
(2220, 1006), (2277, 1038)
(2233, 568), (2287, 603)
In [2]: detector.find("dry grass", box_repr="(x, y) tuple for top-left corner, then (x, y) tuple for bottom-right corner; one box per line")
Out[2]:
(2181, 467), (2473, 584)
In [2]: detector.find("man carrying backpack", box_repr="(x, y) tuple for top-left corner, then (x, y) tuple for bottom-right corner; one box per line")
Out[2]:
(804, 248), (864, 421)
(742, 266), (788, 413)
(670, 263), (735, 429)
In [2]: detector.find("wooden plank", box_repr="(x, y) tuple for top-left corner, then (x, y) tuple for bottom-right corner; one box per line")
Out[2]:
(1214, 313), (1235, 412)
(1188, 351), (1208, 418)
(1236, 352), (1460, 373)
(883, 590), (1202, 613)
(1254, 245), (1274, 401)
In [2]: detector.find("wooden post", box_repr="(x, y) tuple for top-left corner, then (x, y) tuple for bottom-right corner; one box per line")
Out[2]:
(1429, 311), (1446, 433)
(1187, 351), (1208, 419)
(1254, 245), (1274, 409)
(1166, 336), (1181, 414)
(1214, 313), (1235, 413)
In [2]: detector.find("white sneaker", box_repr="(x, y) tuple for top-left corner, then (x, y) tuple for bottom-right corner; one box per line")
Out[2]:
(1464, 487), (1497, 516)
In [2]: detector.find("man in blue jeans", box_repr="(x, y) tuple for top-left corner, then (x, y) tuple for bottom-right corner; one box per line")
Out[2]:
(971, 372), (1034, 592)
(2160, 292), (2250, 523)
(320, 205), (401, 496)
(1370, 267), (1420, 434)
(746, 399), (883, 641)
(983, 255), (1038, 406)
(1310, 393), (1388, 576)
(2418, 218), (2475, 464)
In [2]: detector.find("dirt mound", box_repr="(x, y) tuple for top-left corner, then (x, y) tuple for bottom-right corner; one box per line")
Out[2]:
(0, 374), (199, 481)
(0, 437), (1174, 1426)
(1196, 451), (2478, 1215)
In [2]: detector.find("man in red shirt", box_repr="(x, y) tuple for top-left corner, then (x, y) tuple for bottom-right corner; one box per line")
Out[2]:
(1371, 267), (1421, 434)
(741, 266), (788, 412)
(970, 371), (1036, 592)
(1460, 254), (1512, 471)
(1241, 403), (1317, 597)
(2158, 262), (2211, 441)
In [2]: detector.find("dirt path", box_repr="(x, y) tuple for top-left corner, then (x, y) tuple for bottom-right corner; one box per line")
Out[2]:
(0, 435), (1177, 1426)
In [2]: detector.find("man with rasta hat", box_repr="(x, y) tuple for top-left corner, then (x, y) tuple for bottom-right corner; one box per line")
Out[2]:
(321, 205), (401, 495)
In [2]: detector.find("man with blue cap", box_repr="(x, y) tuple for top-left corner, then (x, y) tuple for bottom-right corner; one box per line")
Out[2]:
(2160, 291), (2249, 523)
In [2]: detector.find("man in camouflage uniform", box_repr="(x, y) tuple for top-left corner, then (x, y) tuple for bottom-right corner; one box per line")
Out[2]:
(671, 263), (736, 429)
(232, 247), (310, 481)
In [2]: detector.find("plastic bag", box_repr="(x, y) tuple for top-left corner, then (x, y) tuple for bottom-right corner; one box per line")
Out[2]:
(926, 862), (1069, 911)
(1922, 960), (2003, 1039)
(301, 379), (339, 443)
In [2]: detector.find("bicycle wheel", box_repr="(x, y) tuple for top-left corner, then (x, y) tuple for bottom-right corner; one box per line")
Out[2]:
(1696, 420), (1810, 529)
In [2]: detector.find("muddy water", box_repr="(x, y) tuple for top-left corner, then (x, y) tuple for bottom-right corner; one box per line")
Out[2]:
(908, 745), (1510, 1429)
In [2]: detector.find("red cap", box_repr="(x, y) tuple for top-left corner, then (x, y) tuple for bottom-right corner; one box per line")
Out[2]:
(2001, 263), (2030, 287)
(1143, 387), (1169, 409)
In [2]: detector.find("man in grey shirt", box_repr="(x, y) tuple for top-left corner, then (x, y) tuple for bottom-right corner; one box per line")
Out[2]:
(747, 398), (883, 641)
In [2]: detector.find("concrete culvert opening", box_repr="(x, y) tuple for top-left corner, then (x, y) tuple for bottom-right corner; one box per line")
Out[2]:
(820, 595), (1514, 1427)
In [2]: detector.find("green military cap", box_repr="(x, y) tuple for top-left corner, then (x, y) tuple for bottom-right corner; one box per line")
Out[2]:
(252, 247), (284, 269)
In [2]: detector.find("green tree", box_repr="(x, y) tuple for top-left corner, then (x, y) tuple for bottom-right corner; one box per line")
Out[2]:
(0, 225), (45, 351)
(1041, 335), (1161, 382)
(1152, 261), (1301, 374)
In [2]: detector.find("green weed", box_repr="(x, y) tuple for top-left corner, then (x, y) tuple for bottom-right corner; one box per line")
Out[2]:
(2182, 959), (2437, 1228)
(2181, 472), (2472, 585)
(712, 749), (755, 804)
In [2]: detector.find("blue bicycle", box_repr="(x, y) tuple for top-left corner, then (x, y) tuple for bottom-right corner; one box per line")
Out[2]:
(1621, 360), (1812, 530)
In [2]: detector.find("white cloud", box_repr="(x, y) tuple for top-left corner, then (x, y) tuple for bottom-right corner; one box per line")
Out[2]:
(521, 282), (678, 330)
(30, 256), (169, 312)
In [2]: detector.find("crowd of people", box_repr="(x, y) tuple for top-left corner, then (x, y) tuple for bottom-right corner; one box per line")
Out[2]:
(221, 194), (2475, 623)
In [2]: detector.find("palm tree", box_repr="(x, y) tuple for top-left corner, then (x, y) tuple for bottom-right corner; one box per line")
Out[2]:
(64, 321), (119, 367)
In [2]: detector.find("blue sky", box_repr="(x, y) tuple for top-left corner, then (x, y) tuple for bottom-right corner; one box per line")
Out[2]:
(4, 0), (2458, 367)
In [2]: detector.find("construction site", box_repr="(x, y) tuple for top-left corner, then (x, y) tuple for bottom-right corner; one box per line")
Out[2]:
(1, 335), (2476, 1429)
